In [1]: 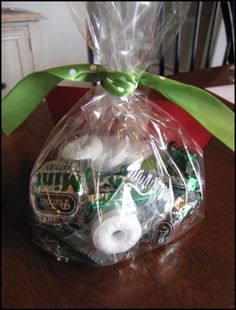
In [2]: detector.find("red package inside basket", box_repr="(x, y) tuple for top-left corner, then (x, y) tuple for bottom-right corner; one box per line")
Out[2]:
(46, 86), (211, 149)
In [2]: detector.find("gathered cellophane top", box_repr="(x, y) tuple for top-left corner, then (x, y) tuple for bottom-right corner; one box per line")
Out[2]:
(29, 2), (205, 266)
(79, 2), (190, 72)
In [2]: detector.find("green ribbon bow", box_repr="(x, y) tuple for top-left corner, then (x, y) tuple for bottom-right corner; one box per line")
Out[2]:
(2, 64), (234, 151)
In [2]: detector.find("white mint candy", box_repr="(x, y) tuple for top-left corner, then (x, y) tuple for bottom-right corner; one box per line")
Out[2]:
(91, 137), (112, 171)
(91, 210), (142, 255)
(93, 137), (144, 171)
(92, 137), (129, 171)
(61, 136), (103, 161)
(106, 139), (132, 170)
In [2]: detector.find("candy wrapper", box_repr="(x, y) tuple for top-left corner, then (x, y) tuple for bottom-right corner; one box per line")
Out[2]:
(2, 2), (234, 267)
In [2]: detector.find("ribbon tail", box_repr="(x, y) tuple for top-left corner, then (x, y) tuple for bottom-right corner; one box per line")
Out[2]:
(2, 72), (62, 135)
(140, 73), (235, 151)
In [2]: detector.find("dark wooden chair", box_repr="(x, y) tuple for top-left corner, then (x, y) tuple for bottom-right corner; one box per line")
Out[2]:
(159, 1), (235, 76)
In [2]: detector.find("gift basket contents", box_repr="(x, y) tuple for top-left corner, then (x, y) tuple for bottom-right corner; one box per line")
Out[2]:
(30, 87), (204, 266)
(2, 2), (234, 267)
(29, 2), (204, 266)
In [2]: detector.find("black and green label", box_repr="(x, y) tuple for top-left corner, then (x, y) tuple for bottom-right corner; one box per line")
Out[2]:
(36, 192), (77, 214)
(31, 160), (82, 225)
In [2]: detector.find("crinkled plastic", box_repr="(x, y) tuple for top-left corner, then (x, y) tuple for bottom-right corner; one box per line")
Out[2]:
(68, 1), (191, 71)
(29, 2), (205, 266)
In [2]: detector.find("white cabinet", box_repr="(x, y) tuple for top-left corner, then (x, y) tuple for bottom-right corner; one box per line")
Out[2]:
(1, 9), (46, 98)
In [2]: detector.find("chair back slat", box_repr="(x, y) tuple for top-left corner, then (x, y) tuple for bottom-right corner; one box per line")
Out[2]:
(223, 42), (232, 65)
(174, 32), (181, 74)
(221, 1), (235, 64)
(205, 2), (220, 68)
(190, 2), (203, 70)
(159, 56), (165, 76)
(88, 47), (94, 64)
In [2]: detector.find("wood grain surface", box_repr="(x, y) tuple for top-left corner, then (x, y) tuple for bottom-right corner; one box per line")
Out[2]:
(2, 66), (234, 308)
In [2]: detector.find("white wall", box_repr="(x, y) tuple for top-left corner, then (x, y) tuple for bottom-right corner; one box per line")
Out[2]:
(2, 1), (88, 69)
(210, 19), (227, 67)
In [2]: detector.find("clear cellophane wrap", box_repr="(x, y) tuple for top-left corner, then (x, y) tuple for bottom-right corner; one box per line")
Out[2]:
(29, 2), (205, 266)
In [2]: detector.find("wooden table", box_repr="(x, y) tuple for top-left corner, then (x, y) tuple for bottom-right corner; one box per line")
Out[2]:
(2, 66), (234, 308)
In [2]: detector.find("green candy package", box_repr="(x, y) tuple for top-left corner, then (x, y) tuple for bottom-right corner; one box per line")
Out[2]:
(29, 2), (206, 266)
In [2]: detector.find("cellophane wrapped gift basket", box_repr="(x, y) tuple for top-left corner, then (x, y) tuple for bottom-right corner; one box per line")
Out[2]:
(2, 2), (234, 267)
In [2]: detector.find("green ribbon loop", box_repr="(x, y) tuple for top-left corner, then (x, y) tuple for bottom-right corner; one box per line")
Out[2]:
(1, 64), (234, 151)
